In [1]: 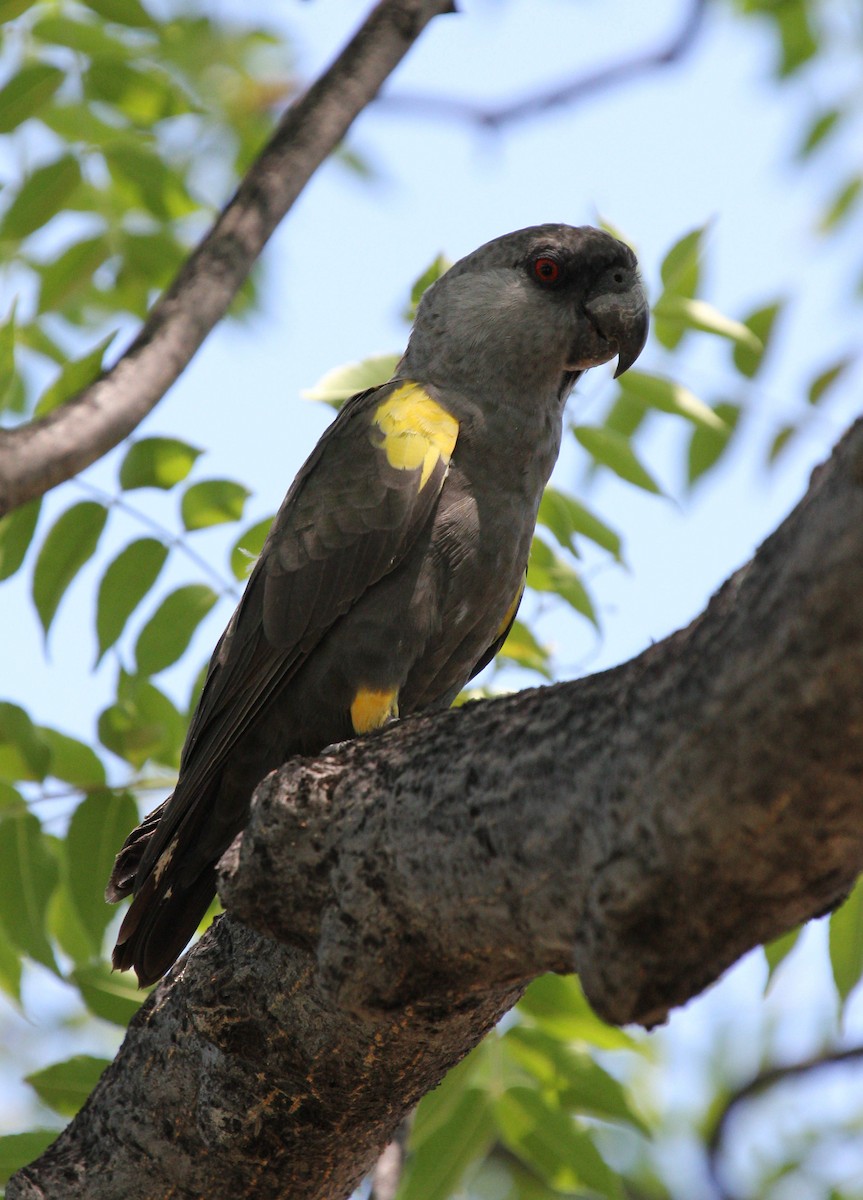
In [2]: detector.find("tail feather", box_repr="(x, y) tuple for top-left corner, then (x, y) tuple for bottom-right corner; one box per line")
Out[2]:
(105, 798), (170, 902)
(112, 863), (218, 987)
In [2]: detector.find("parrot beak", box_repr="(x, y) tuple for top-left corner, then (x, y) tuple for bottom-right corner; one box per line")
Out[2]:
(584, 279), (650, 378)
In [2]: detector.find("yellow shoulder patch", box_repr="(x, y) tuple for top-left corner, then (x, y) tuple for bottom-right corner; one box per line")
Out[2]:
(350, 687), (399, 734)
(371, 383), (459, 490)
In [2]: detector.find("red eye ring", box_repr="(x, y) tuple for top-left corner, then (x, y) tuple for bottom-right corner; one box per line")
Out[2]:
(532, 255), (562, 285)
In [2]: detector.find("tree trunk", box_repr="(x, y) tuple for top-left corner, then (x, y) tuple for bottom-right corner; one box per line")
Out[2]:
(10, 419), (863, 1198)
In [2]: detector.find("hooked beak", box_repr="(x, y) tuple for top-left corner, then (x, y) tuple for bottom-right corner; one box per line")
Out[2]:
(584, 278), (649, 378)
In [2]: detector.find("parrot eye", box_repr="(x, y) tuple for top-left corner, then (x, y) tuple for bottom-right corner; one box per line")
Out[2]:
(530, 254), (563, 286)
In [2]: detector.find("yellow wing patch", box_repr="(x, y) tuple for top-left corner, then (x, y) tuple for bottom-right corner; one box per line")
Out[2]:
(371, 383), (459, 490)
(351, 687), (399, 734)
(496, 577), (525, 641)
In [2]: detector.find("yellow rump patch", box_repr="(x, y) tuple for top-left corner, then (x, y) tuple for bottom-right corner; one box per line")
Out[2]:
(372, 383), (459, 490)
(351, 687), (399, 734)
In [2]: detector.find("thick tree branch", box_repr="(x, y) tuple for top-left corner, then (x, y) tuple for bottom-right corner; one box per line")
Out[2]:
(10, 417), (863, 1199)
(0, 0), (454, 519)
(377, 0), (707, 128)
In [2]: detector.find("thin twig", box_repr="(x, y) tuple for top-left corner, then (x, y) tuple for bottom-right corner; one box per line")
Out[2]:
(377, 0), (708, 129)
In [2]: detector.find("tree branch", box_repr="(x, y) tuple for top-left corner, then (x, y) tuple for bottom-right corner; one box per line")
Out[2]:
(10, 415), (863, 1198)
(377, 0), (707, 128)
(0, 0), (454, 519)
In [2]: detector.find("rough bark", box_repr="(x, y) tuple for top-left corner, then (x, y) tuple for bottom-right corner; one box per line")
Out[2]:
(0, 0), (454, 518)
(10, 419), (863, 1199)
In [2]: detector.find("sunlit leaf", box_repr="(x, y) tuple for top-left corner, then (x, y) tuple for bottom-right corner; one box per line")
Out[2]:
(0, 701), (50, 782)
(38, 727), (105, 789)
(527, 538), (597, 626)
(64, 790), (138, 954)
(0, 917), (21, 1001)
(829, 878), (863, 1005)
(618, 370), (727, 431)
(404, 253), (452, 321)
(820, 176), (863, 233)
(538, 487), (622, 560)
(38, 235), (113, 314)
(0, 156), (81, 240)
(0, 63), (63, 133)
(400, 1087), (495, 1200)
(98, 674), (186, 769)
(0, 811), (59, 971)
(302, 354), (399, 406)
(104, 140), (198, 220)
(768, 423), (796, 463)
(654, 225), (705, 349)
(230, 515), (273, 580)
(33, 12), (136, 57)
(25, 1055), (110, 1118)
(654, 296), (761, 355)
(0, 1131), (58, 1187)
(573, 426), (661, 494)
(497, 619), (552, 678)
(32, 501), (108, 636)
(135, 584), (218, 675)
(764, 925), (802, 984)
(518, 975), (637, 1050)
(119, 436), (201, 490)
(34, 333), (115, 416)
(95, 537), (169, 663)
(85, 58), (192, 125)
(71, 961), (147, 1026)
(687, 402), (741, 486)
(797, 107), (841, 159)
(81, 0), (156, 29)
(808, 356), (853, 406)
(0, 497), (40, 581)
(495, 1087), (623, 1197)
(733, 299), (784, 378)
(181, 479), (250, 531)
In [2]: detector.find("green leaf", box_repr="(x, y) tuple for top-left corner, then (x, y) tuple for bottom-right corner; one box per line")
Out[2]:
(181, 479), (250, 531)
(25, 1054), (110, 1118)
(518, 975), (637, 1050)
(71, 961), (147, 1026)
(32, 501), (108, 636)
(0, 63), (63, 133)
(135, 584), (218, 675)
(775, 2), (818, 77)
(820, 176), (863, 233)
(119, 436), (201, 490)
(33, 13), (135, 57)
(104, 140), (198, 221)
(497, 619), (552, 679)
(503, 1026), (648, 1134)
(654, 226), (705, 350)
(0, 0), (39, 20)
(49, 878), (96, 966)
(411, 1045), (487, 1144)
(687, 402), (741, 487)
(400, 1087), (495, 1200)
(96, 537), (169, 663)
(0, 701), (50, 782)
(0, 915), (22, 1001)
(797, 107), (841, 159)
(39, 727), (106, 788)
(573, 426), (661, 494)
(302, 354), (399, 406)
(538, 488), (622, 560)
(0, 811), (59, 971)
(618, 370), (727, 431)
(527, 538), (597, 626)
(768, 423), (796, 463)
(829, 877), (863, 1004)
(763, 925), (802, 983)
(98, 674), (186, 769)
(0, 156), (82, 240)
(0, 497), (40, 581)
(0, 299), (16, 409)
(733, 300), (784, 378)
(654, 296), (762, 354)
(85, 58), (191, 125)
(0, 1131), (58, 1186)
(34, 333), (115, 416)
(81, 0), (155, 28)
(495, 1087), (623, 1198)
(64, 790), (138, 955)
(405, 253), (452, 321)
(38, 234), (113, 314)
(808, 356), (853, 406)
(230, 515), (273, 580)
